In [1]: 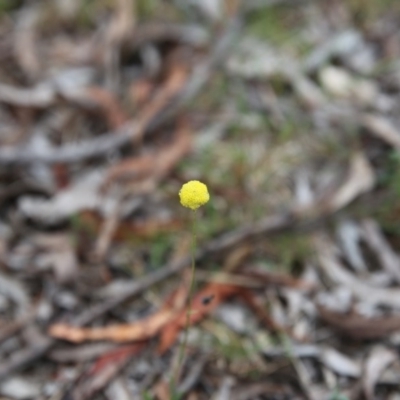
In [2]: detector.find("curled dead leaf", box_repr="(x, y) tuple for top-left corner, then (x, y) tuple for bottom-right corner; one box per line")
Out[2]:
(49, 285), (188, 343)
(363, 346), (397, 400)
(49, 309), (174, 343)
(317, 304), (400, 339)
(158, 283), (240, 354)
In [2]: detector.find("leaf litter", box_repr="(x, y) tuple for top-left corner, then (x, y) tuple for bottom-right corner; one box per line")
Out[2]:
(2, 0), (400, 399)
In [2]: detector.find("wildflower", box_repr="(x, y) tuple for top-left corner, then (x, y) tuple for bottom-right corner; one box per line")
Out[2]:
(179, 180), (209, 210)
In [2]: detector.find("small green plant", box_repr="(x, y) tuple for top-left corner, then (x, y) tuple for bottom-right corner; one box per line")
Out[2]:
(169, 180), (210, 398)
(142, 391), (155, 400)
(329, 388), (350, 400)
(150, 234), (172, 269)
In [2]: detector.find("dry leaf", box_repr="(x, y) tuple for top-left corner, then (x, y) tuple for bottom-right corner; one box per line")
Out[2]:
(78, 211), (182, 241)
(363, 346), (397, 400)
(158, 283), (240, 354)
(129, 79), (154, 106)
(327, 152), (375, 212)
(315, 236), (400, 309)
(320, 347), (361, 377)
(106, 0), (136, 45)
(49, 286), (187, 343)
(72, 343), (144, 400)
(0, 82), (54, 107)
(362, 114), (400, 151)
(0, 272), (29, 317)
(84, 86), (128, 129)
(212, 376), (236, 400)
(104, 121), (191, 187)
(34, 234), (78, 284)
(317, 305), (400, 339)
(49, 311), (173, 343)
(154, 379), (171, 400)
(133, 65), (188, 143)
(88, 344), (144, 376)
(19, 170), (104, 224)
(14, 5), (41, 79)
(362, 219), (400, 282)
(244, 268), (313, 290)
(239, 290), (284, 333)
(337, 219), (367, 272)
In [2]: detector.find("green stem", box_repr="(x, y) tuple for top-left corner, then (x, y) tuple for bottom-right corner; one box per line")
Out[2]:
(172, 210), (198, 395)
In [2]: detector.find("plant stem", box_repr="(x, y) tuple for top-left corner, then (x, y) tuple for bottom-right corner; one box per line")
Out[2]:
(172, 210), (198, 394)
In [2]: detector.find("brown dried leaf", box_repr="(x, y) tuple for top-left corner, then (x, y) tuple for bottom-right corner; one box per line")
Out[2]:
(104, 121), (191, 187)
(154, 121), (192, 179)
(129, 79), (154, 106)
(317, 305), (400, 339)
(101, 67), (189, 189)
(84, 86), (128, 129)
(104, 154), (155, 188)
(106, 0), (136, 45)
(49, 286), (188, 343)
(72, 343), (144, 400)
(76, 211), (182, 241)
(154, 379), (171, 400)
(158, 283), (240, 354)
(49, 310), (173, 343)
(239, 290), (284, 333)
(135, 65), (188, 136)
(244, 268), (314, 290)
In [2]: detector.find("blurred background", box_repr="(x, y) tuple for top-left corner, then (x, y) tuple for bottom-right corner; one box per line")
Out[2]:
(1, 0), (400, 399)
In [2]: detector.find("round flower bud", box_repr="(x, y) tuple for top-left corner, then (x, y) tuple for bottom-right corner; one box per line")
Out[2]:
(179, 180), (209, 210)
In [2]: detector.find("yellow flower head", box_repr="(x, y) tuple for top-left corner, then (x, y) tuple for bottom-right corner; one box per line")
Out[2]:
(179, 180), (209, 210)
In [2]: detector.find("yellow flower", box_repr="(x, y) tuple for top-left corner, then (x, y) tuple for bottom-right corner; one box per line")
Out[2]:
(179, 180), (209, 210)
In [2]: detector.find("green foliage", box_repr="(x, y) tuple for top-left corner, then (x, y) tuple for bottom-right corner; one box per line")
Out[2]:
(348, 0), (400, 25)
(266, 234), (312, 272)
(137, 0), (159, 18)
(69, 214), (97, 238)
(329, 389), (350, 400)
(218, 335), (248, 361)
(169, 388), (182, 400)
(0, 0), (23, 13)
(150, 233), (172, 269)
(142, 391), (155, 400)
(246, 4), (306, 52)
(382, 151), (400, 196)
